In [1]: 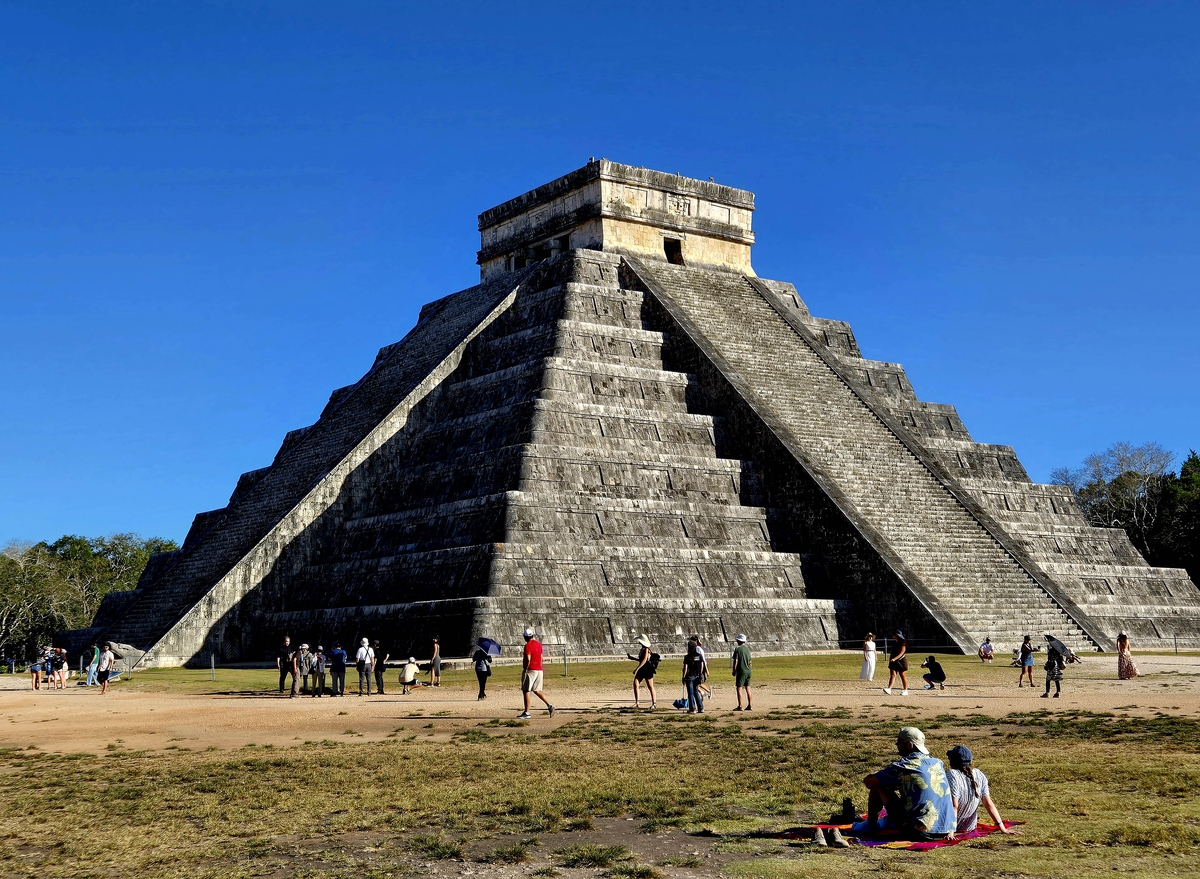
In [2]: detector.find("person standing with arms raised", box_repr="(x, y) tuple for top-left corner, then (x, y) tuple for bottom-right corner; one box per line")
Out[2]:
(517, 628), (554, 719)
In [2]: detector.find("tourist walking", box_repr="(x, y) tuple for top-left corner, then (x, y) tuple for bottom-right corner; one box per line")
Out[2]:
(627, 634), (658, 709)
(860, 632), (877, 681)
(1017, 635), (1035, 687)
(328, 642), (347, 696)
(372, 640), (389, 695)
(682, 635), (708, 714)
(311, 646), (327, 697)
(517, 628), (554, 718)
(276, 636), (293, 693)
(883, 630), (909, 696)
(97, 643), (116, 696)
(732, 634), (753, 710)
(920, 655), (946, 690)
(1116, 632), (1139, 680)
(86, 642), (100, 686)
(977, 638), (995, 663)
(356, 638), (375, 696)
(430, 637), (442, 687)
(472, 643), (492, 700)
(1042, 635), (1065, 698)
(945, 745), (1016, 837)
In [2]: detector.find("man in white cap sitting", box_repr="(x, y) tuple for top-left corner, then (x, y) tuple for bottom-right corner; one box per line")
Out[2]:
(517, 627), (554, 719)
(852, 726), (955, 841)
(732, 634), (753, 711)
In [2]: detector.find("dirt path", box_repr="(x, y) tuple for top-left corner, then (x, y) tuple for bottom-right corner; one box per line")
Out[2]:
(3, 653), (1197, 754)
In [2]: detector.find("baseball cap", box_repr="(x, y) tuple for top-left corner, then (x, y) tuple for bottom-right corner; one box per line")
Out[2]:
(946, 745), (972, 768)
(897, 727), (929, 755)
(523, 628), (535, 638)
(735, 634), (747, 643)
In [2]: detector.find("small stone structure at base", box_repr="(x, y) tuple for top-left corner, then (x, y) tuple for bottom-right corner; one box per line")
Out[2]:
(63, 160), (1200, 666)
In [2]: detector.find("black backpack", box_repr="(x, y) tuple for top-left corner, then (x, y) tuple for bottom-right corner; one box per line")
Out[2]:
(646, 652), (661, 674)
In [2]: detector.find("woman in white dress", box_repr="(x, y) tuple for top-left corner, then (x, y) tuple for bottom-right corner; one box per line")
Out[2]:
(860, 632), (877, 681)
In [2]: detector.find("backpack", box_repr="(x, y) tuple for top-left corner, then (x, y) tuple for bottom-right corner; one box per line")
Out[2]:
(646, 652), (661, 675)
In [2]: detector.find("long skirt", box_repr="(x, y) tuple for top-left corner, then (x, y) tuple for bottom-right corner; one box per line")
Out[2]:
(860, 654), (876, 681)
(1118, 652), (1139, 680)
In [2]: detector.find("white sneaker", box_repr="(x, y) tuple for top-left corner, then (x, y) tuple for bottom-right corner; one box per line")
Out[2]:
(883, 688), (892, 695)
(901, 690), (909, 696)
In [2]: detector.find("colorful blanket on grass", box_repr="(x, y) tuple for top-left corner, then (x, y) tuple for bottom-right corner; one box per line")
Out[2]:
(773, 818), (1024, 851)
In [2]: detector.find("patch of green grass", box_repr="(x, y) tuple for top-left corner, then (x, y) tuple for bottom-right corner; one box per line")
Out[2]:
(659, 855), (703, 867)
(607, 864), (663, 879)
(475, 837), (539, 863)
(562, 816), (595, 831)
(404, 834), (463, 860)
(555, 843), (633, 867)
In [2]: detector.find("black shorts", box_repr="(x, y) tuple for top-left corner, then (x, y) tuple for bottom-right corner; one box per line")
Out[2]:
(97, 670), (111, 683)
(635, 667), (655, 681)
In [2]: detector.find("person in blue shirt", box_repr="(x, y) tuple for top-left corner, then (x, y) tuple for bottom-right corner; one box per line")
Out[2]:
(327, 642), (348, 697)
(852, 726), (955, 841)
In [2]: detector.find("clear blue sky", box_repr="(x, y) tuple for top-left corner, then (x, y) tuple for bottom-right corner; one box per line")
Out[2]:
(2, 3), (1198, 545)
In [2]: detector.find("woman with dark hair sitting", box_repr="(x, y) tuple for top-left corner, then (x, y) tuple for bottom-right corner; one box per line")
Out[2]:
(945, 745), (1016, 838)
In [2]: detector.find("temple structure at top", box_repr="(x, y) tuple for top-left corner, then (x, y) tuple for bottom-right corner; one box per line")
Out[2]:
(478, 159), (755, 278)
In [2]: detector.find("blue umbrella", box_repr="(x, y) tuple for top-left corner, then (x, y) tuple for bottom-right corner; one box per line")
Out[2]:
(478, 637), (502, 657)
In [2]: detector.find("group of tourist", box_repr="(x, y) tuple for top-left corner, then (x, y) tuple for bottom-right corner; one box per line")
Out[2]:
(859, 628), (1140, 696)
(275, 635), (444, 698)
(814, 725), (1017, 846)
(623, 632), (753, 714)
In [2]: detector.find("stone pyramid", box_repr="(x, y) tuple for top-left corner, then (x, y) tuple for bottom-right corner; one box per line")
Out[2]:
(69, 160), (1200, 666)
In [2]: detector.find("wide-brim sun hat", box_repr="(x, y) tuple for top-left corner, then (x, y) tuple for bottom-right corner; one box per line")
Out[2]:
(735, 634), (748, 643)
(636, 635), (651, 648)
(361, 638), (369, 646)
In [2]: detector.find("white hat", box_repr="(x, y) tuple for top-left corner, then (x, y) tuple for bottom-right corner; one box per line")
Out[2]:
(897, 726), (929, 755)
(635, 634), (651, 648)
(299, 644), (309, 650)
(523, 628), (535, 638)
(361, 638), (369, 646)
(735, 634), (748, 643)
(408, 657), (416, 663)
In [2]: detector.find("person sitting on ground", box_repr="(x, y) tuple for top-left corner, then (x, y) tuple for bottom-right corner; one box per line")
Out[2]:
(852, 726), (955, 841)
(921, 655), (947, 691)
(945, 745), (1016, 838)
(400, 657), (421, 695)
(977, 638), (994, 663)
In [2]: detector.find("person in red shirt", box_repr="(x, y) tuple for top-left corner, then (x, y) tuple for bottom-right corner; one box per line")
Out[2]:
(518, 627), (555, 719)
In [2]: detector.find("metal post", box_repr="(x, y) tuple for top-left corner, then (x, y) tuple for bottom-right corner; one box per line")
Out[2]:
(562, 645), (568, 676)
(211, 653), (216, 681)
(1175, 635), (1179, 655)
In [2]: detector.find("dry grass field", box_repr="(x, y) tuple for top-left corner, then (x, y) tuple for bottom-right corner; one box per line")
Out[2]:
(2, 652), (1198, 879)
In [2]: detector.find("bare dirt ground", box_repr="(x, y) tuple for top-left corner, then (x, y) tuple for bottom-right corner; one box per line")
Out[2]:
(3, 652), (1197, 755)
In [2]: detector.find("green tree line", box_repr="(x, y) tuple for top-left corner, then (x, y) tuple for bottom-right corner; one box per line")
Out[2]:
(0, 534), (177, 659)
(1052, 442), (1200, 582)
